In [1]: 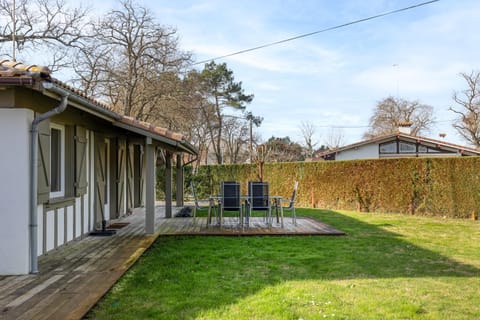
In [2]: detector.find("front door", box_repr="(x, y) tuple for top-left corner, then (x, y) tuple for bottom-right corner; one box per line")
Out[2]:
(94, 135), (112, 228)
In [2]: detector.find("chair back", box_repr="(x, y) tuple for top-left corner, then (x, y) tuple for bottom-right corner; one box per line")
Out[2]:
(190, 180), (200, 209)
(248, 181), (270, 211)
(220, 181), (240, 211)
(286, 181), (298, 209)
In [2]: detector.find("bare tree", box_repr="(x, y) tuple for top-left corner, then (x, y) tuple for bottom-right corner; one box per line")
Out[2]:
(223, 117), (249, 164)
(73, 0), (191, 119)
(325, 128), (345, 149)
(364, 96), (435, 139)
(299, 121), (318, 158)
(0, 0), (90, 70)
(450, 71), (480, 148)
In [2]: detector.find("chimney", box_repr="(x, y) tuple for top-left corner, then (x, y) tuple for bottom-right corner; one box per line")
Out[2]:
(398, 121), (412, 135)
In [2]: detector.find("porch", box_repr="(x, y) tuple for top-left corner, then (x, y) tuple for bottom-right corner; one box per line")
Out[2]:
(0, 205), (344, 320)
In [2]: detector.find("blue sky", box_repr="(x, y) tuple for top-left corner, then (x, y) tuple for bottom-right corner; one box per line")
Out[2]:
(81, 0), (480, 147)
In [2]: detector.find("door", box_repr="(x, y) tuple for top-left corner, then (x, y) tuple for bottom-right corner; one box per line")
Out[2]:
(94, 134), (106, 228)
(114, 138), (126, 218)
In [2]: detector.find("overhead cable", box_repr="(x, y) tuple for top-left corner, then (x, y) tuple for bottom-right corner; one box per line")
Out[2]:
(193, 0), (440, 65)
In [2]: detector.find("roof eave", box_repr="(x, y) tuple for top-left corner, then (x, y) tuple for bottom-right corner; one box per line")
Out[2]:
(113, 121), (197, 155)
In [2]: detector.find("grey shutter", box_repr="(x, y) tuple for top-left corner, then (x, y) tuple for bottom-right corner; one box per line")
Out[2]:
(64, 125), (75, 197)
(126, 143), (135, 213)
(37, 120), (50, 203)
(116, 139), (126, 215)
(94, 135), (106, 225)
(74, 126), (88, 196)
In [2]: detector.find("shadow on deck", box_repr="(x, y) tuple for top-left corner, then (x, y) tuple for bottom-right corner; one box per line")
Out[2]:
(0, 206), (343, 320)
(159, 216), (345, 236)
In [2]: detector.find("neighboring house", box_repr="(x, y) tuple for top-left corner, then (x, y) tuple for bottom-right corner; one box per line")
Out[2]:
(0, 60), (197, 275)
(316, 125), (480, 161)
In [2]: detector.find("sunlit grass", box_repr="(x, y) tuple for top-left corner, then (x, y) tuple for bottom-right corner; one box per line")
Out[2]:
(86, 209), (480, 319)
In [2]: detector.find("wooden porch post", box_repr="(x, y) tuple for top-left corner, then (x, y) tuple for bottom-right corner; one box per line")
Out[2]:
(176, 154), (184, 207)
(145, 137), (155, 234)
(165, 152), (172, 218)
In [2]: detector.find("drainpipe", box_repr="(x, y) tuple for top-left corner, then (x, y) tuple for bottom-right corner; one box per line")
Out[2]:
(29, 90), (69, 274)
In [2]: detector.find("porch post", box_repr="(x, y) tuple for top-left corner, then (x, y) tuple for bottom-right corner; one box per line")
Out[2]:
(165, 152), (172, 218)
(176, 154), (184, 207)
(145, 137), (155, 234)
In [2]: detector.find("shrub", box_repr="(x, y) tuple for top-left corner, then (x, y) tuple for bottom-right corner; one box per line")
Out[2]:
(191, 157), (480, 218)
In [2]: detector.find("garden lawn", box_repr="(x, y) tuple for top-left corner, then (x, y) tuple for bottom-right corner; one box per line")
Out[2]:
(85, 209), (480, 320)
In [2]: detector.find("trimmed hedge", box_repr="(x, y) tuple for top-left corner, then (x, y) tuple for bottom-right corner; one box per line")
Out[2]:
(192, 157), (480, 218)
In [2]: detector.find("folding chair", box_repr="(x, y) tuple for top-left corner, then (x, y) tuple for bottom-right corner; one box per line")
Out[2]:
(189, 180), (213, 220)
(282, 181), (298, 225)
(219, 181), (242, 228)
(247, 181), (271, 227)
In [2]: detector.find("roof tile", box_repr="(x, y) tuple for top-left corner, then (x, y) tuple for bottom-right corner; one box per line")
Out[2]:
(0, 59), (191, 148)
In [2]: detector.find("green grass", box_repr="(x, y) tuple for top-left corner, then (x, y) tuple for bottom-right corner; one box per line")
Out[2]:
(85, 209), (480, 319)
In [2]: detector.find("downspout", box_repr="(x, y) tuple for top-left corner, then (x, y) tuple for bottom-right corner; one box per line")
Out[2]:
(29, 90), (69, 274)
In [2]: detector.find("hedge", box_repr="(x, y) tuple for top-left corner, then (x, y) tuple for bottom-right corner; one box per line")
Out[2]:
(189, 157), (480, 219)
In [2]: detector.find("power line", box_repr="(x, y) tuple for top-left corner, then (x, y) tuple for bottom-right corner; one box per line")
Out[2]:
(194, 0), (440, 65)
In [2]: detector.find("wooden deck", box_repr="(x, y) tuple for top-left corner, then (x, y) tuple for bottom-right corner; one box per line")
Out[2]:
(159, 216), (345, 236)
(0, 206), (344, 320)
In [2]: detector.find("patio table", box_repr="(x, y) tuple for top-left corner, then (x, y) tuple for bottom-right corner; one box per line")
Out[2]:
(207, 195), (284, 228)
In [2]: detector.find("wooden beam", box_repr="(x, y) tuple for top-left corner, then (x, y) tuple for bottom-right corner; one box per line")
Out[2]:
(176, 154), (184, 207)
(165, 152), (172, 218)
(145, 137), (155, 234)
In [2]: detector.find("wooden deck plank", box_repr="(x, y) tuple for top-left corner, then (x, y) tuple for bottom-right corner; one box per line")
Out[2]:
(0, 206), (344, 320)
(158, 216), (345, 237)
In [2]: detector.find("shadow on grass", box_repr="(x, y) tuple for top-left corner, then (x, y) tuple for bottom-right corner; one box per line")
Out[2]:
(87, 209), (480, 319)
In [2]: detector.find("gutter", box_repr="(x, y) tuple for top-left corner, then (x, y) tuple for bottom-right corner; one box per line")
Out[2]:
(42, 82), (121, 121)
(29, 84), (69, 274)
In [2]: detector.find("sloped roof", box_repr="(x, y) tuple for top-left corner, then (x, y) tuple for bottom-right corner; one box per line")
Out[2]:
(0, 60), (196, 154)
(317, 131), (480, 158)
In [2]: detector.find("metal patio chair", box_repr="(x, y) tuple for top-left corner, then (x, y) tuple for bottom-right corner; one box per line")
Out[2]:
(190, 180), (214, 221)
(219, 181), (242, 228)
(246, 181), (272, 227)
(281, 181), (298, 225)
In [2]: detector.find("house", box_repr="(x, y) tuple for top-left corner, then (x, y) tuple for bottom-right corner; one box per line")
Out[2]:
(0, 60), (197, 275)
(316, 124), (480, 161)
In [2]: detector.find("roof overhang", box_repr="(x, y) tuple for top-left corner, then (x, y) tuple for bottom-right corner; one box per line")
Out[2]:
(42, 81), (197, 155)
(113, 121), (196, 154)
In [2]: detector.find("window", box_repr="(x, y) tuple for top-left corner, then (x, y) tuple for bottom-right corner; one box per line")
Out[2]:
(418, 145), (428, 153)
(379, 141), (397, 153)
(50, 124), (65, 198)
(399, 141), (416, 153)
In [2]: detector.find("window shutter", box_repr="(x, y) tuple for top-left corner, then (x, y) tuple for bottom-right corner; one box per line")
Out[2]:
(37, 120), (50, 204)
(126, 143), (135, 213)
(64, 125), (75, 197)
(94, 135), (106, 225)
(116, 139), (126, 215)
(74, 126), (88, 196)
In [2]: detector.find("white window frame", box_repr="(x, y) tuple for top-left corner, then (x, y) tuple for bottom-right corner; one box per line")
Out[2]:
(50, 123), (65, 198)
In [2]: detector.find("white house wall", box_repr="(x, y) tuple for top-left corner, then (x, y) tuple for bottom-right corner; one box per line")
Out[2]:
(0, 110), (141, 275)
(336, 143), (379, 160)
(0, 109), (33, 274)
(36, 129), (94, 257)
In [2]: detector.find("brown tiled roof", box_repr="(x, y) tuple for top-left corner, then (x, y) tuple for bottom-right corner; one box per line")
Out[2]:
(0, 59), (195, 153)
(0, 60), (51, 77)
